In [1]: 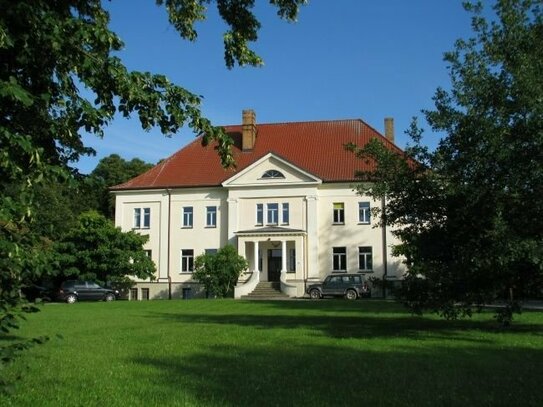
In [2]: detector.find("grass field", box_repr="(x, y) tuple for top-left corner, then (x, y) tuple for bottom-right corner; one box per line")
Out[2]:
(1, 299), (542, 406)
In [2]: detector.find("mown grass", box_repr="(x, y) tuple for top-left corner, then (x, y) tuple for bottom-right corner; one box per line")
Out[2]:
(1, 299), (542, 406)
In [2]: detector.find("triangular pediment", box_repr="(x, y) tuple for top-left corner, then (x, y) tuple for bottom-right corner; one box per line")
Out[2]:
(222, 153), (322, 187)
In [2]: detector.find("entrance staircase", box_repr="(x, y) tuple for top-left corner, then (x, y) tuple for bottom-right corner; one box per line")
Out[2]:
(241, 282), (290, 300)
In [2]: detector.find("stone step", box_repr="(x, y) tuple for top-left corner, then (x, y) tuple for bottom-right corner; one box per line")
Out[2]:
(241, 281), (289, 299)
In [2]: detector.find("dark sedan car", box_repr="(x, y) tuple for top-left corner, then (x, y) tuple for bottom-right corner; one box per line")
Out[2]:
(57, 280), (119, 304)
(306, 274), (371, 300)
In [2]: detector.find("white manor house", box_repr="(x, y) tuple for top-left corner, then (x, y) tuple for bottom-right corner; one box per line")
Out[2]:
(112, 111), (406, 300)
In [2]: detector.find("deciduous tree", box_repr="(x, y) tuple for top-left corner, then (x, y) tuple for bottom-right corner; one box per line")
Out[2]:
(349, 0), (543, 324)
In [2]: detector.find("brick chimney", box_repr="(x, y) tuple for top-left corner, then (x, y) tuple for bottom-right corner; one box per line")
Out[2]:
(384, 117), (394, 144)
(242, 109), (257, 151)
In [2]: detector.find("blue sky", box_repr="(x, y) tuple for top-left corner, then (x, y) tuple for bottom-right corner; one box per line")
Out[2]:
(77, 0), (478, 174)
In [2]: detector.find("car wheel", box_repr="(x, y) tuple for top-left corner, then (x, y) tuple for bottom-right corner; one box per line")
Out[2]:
(66, 294), (77, 304)
(309, 289), (321, 300)
(345, 289), (358, 300)
(105, 293), (115, 302)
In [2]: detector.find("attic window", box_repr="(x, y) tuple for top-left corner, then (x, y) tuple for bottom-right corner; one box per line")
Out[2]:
(261, 169), (285, 179)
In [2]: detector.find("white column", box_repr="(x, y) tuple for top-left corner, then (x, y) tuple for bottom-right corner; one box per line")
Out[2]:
(281, 239), (287, 273)
(254, 240), (260, 272)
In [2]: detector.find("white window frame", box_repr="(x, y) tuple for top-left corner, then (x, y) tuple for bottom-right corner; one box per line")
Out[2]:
(256, 204), (263, 225)
(134, 207), (151, 229)
(282, 203), (289, 225)
(359, 202), (371, 224)
(181, 249), (194, 272)
(333, 203), (345, 224)
(182, 207), (193, 228)
(267, 203), (279, 225)
(206, 206), (217, 227)
(333, 247), (347, 271)
(358, 246), (373, 271)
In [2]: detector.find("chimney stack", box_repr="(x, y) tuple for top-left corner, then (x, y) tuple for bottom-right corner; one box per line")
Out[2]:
(242, 109), (257, 151)
(384, 117), (394, 144)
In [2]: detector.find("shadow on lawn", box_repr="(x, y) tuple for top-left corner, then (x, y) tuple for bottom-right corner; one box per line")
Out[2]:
(148, 303), (542, 343)
(132, 342), (543, 406)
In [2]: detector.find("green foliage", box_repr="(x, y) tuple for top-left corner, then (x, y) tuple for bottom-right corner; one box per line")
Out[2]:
(193, 245), (248, 298)
(0, 0), (305, 384)
(89, 154), (154, 218)
(53, 211), (155, 285)
(350, 0), (543, 324)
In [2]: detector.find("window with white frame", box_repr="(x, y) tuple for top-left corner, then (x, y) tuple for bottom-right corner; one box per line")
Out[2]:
(144, 249), (152, 258)
(261, 169), (285, 179)
(256, 204), (263, 225)
(206, 206), (217, 227)
(358, 246), (373, 271)
(181, 249), (194, 272)
(282, 203), (289, 225)
(333, 203), (345, 224)
(359, 202), (371, 224)
(133, 207), (151, 229)
(182, 207), (193, 228)
(289, 248), (296, 272)
(333, 247), (347, 271)
(267, 203), (279, 225)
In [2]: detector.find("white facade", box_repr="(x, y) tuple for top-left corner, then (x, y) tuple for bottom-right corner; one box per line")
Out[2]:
(114, 153), (405, 299)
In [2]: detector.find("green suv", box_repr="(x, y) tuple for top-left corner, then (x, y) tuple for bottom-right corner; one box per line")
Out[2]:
(306, 274), (370, 300)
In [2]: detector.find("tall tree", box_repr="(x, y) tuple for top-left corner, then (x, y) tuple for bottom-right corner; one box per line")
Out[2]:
(349, 0), (543, 324)
(90, 154), (154, 217)
(0, 0), (306, 375)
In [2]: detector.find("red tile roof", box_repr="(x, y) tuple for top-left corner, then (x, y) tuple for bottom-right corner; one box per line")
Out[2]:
(111, 119), (401, 190)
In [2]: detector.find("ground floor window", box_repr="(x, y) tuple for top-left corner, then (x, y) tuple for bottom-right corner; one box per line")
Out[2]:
(359, 246), (373, 271)
(130, 288), (138, 301)
(333, 247), (347, 271)
(141, 288), (150, 300)
(289, 248), (296, 272)
(181, 249), (194, 272)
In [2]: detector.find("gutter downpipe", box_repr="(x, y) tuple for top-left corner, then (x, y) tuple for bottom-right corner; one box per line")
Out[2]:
(381, 196), (388, 299)
(167, 188), (172, 300)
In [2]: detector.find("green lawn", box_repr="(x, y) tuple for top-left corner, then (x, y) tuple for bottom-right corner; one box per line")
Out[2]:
(1, 300), (542, 406)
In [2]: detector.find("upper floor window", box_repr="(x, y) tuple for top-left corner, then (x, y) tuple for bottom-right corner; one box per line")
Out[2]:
(359, 246), (373, 271)
(333, 203), (345, 224)
(333, 247), (347, 271)
(256, 204), (263, 225)
(282, 203), (289, 225)
(134, 208), (150, 229)
(206, 206), (217, 227)
(261, 169), (285, 179)
(359, 202), (371, 224)
(267, 203), (279, 225)
(182, 207), (193, 228)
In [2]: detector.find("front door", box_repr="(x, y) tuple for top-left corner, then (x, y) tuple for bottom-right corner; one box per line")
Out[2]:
(267, 249), (282, 282)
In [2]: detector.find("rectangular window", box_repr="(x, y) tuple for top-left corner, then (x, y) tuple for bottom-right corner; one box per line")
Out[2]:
(205, 249), (218, 255)
(206, 206), (217, 227)
(143, 208), (150, 228)
(333, 247), (347, 271)
(182, 207), (193, 228)
(130, 288), (138, 301)
(289, 248), (296, 272)
(141, 288), (150, 301)
(144, 249), (152, 258)
(134, 208), (151, 229)
(256, 204), (263, 225)
(282, 203), (289, 225)
(359, 202), (371, 224)
(181, 249), (194, 272)
(333, 203), (345, 224)
(267, 203), (279, 225)
(359, 246), (373, 271)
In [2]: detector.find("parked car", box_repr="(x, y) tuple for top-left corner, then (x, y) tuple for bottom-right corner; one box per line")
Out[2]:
(306, 274), (370, 300)
(21, 283), (53, 302)
(56, 280), (119, 304)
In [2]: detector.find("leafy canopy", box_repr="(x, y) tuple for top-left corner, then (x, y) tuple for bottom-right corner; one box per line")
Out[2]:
(349, 0), (543, 323)
(193, 245), (248, 298)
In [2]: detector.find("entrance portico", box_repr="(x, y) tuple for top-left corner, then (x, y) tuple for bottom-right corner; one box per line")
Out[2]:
(236, 227), (306, 286)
